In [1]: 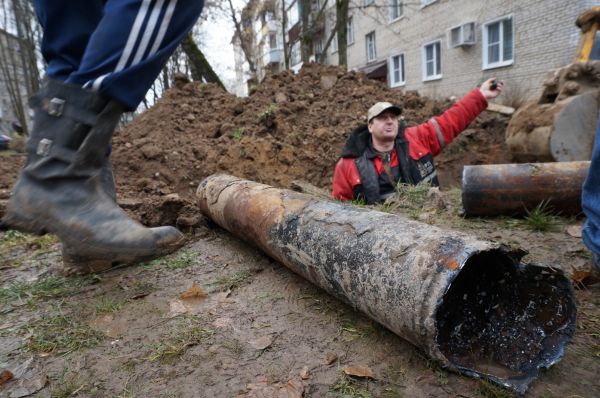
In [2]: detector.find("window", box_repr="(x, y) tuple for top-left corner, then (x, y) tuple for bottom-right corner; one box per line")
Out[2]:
(315, 39), (323, 55)
(483, 16), (514, 69)
(347, 16), (354, 44)
(389, 53), (405, 87)
(366, 31), (376, 62)
(291, 41), (301, 65)
(286, 0), (299, 27)
(269, 33), (277, 49)
(422, 40), (441, 80)
(390, 0), (403, 21)
(331, 33), (338, 53)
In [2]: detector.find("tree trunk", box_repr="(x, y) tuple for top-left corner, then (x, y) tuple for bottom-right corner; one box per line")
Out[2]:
(228, 0), (257, 81)
(281, 0), (289, 68)
(335, 0), (349, 67)
(299, 0), (311, 63)
(180, 33), (225, 90)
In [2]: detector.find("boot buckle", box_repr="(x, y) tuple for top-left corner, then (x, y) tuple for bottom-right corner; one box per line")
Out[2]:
(47, 98), (65, 117)
(36, 138), (53, 157)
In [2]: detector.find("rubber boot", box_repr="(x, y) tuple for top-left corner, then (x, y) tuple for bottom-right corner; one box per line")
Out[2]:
(2, 79), (185, 275)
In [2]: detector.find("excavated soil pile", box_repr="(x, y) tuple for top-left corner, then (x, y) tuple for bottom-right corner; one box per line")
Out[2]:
(0, 63), (511, 228)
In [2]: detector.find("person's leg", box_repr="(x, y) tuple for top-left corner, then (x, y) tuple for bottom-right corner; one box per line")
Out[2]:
(4, 0), (204, 274)
(582, 113), (600, 273)
(67, 0), (204, 111)
(32, 0), (103, 81)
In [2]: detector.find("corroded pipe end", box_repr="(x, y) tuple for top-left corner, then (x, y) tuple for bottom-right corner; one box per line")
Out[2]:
(435, 250), (576, 393)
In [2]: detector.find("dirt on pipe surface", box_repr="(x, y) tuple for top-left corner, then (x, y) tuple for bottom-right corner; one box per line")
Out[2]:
(197, 174), (577, 394)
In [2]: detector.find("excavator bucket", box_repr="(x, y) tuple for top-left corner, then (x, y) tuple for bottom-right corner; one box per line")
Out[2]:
(505, 7), (600, 162)
(506, 62), (600, 162)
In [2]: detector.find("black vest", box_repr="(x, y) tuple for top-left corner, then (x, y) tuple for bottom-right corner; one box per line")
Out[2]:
(340, 122), (439, 205)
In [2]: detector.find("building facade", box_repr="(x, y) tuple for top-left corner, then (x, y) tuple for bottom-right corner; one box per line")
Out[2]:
(241, 0), (599, 102)
(337, 0), (598, 100)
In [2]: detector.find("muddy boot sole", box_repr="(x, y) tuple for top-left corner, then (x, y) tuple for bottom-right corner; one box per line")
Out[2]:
(61, 234), (187, 276)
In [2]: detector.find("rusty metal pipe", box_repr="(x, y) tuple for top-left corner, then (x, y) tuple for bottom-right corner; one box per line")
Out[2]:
(196, 174), (576, 393)
(461, 161), (590, 217)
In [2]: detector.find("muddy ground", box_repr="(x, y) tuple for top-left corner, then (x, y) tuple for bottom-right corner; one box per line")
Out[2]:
(0, 64), (599, 397)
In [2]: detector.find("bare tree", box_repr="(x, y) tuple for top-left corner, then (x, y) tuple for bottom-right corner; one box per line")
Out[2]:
(335, 0), (349, 67)
(0, 0), (42, 135)
(312, 0), (350, 66)
(228, 0), (258, 81)
(181, 33), (225, 89)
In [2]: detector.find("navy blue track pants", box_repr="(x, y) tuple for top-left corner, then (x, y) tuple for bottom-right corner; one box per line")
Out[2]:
(33, 0), (204, 110)
(583, 112), (600, 266)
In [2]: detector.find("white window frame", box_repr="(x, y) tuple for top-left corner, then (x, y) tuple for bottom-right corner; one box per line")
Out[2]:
(482, 15), (514, 69)
(290, 41), (301, 66)
(347, 16), (354, 45)
(390, 0), (403, 22)
(389, 53), (406, 87)
(366, 31), (376, 62)
(420, 0), (438, 7)
(422, 40), (442, 81)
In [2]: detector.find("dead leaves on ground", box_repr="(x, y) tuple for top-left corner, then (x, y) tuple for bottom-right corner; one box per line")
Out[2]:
(343, 364), (375, 379)
(238, 376), (304, 398)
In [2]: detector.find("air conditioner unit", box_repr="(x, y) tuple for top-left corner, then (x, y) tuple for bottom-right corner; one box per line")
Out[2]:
(449, 22), (476, 48)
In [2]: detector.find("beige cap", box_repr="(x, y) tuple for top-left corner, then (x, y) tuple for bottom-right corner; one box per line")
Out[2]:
(367, 102), (402, 123)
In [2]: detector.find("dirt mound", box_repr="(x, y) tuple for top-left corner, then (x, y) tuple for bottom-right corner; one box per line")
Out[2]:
(0, 63), (511, 227)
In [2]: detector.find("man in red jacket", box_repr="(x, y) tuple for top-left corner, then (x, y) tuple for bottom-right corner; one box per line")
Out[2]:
(332, 78), (503, 204)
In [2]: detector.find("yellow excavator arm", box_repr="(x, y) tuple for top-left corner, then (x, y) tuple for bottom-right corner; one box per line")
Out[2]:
(575, 6), (600, 62)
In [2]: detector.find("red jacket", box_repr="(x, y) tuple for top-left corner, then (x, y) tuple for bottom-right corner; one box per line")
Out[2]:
(332, 88), (488, 201)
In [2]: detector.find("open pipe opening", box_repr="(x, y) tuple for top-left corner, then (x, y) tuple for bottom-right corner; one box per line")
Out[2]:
(435, 251), (576, 390)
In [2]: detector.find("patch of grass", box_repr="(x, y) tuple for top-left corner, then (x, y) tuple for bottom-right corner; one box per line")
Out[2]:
(0, 274), (100, 306)
(50, 372), (99, 398)
(475, 379), (514, 398)
(146, 318), (213, 364)
(94, 297), (125, 314)
(115, 389), (135, 398)
(257, 104), (277, 123)
(436, 369), (449, 385)
(143, 250), (198, 270)
(329, 375), (371, 398)
(0, 230), (58, 258)
(208, 270), (252, 291)
(232, 127), (243, 141)
(373, 183), (432, 219)
(26, 314), (105, 354)
(350, 198), (366, 207)
(339, 317), (375, 342)
(520, 200), (563, 232)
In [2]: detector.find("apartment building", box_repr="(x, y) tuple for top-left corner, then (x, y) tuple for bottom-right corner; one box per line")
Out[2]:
(338, 0), (598, 100)
(238, 1), (598, 100)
